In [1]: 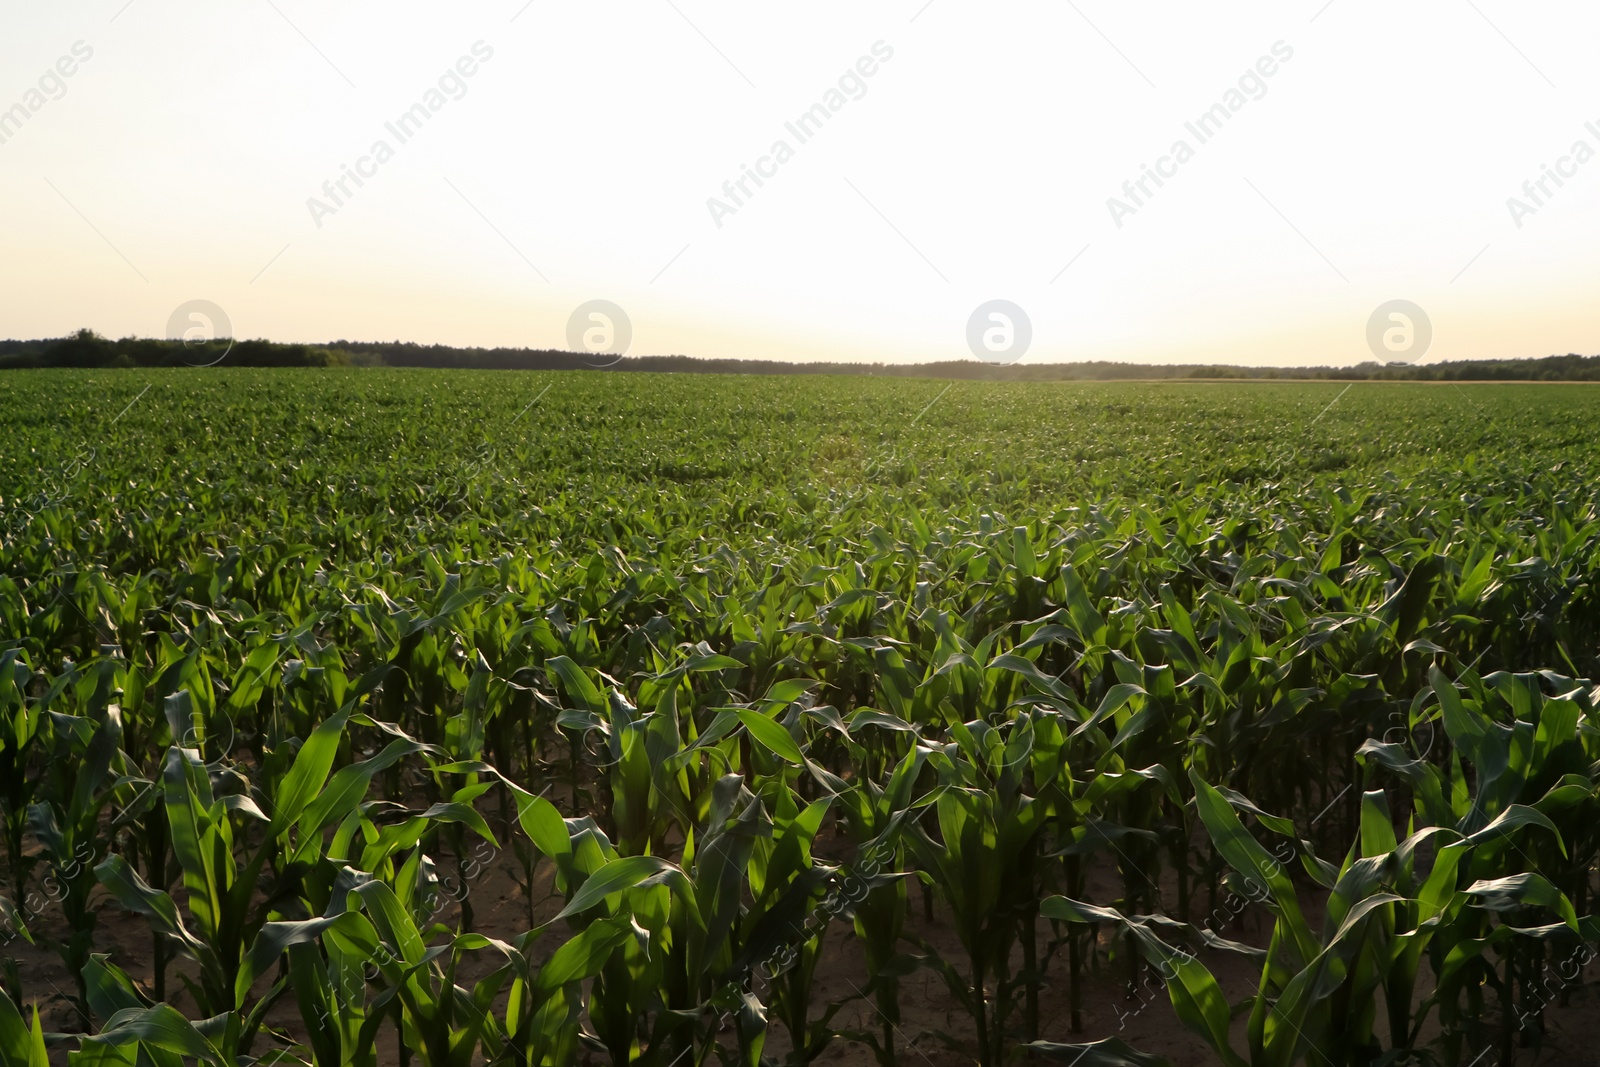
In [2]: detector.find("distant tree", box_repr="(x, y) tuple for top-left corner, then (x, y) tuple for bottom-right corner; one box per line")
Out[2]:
(46, 329), (116, 368)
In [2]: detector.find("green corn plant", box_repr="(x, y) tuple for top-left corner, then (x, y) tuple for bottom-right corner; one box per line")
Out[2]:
(28, 672), (129, 1029)
(826, 730), (931, 1067)
(577, 777), (742, 1067)
(729, 750), (849, 1067)
(93, 698), (423, 1054)
(69, 1003), (287, 1067)
(903, 714), (1046, 1067)
(291, 869), (515, 1067)
(74, 954), (291, 1067)
(547, 655), (673, 858)
(257, 780), (499, 1067)
(510, 793), (710, 1067)
(92, 782), (283, 1056)
(504, 686), (832, 1067)
(433, 761), (715, 1067)
(1040, 765), (1591, 1067)
(1358, 666), (1600, 1062)
(0, 650), (43, 911)
(107, 678), (233, 1002)
(0, 997), (47, 1067)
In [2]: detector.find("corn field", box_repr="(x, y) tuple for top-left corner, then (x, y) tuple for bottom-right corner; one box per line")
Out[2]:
(0, 370), (1597, 1067)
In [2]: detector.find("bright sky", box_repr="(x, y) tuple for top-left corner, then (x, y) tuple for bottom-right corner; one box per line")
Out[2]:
(2, 1), (1596, 366)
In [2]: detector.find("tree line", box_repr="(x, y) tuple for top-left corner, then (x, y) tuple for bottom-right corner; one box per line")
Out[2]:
(4, 328), (1599, 381)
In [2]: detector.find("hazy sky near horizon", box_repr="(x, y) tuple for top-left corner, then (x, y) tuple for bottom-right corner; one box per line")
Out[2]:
(1, 1), (1597, 366)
